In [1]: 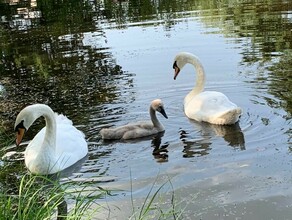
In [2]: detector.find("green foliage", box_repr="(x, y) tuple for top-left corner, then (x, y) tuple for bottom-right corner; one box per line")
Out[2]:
(0, 172), (183, 220)
(0, 127), (14, 149)
(0, 174), (103, 220)
(268, 50), (292, 116)
(129, 176), (184, 220)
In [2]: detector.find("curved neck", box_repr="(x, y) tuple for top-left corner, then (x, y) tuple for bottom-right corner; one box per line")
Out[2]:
(185, 55), (206, 105)
(34, 105), (57, 151)
(43, 110), (56, 150)
(149, 106), (164, 131)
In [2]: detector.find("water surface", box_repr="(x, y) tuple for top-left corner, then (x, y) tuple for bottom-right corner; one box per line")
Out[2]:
(0, 0), (292, 219)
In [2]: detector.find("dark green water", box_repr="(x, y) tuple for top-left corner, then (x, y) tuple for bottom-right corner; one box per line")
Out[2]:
(0, 0), (292, 219)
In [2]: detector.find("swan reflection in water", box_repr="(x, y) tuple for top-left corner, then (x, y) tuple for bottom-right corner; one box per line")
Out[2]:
(150, 132), (169, 163)
(180, 120), (245, 158)
(101, 131), (169, 163)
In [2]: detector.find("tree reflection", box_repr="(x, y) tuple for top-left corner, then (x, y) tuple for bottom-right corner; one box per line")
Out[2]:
(268, 50), (292, 118)
(0, 0), (136, 136)
(192, 0), (292, 117)
(100, 0), (292, 120)
(1, 0), (291, 145)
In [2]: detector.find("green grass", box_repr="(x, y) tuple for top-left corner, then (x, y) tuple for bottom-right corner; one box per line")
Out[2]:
(0, 174), (105, 220)
(0, 127), (184, 219)
(0, 126), (14, 149)
(0, 173), (184, 220)
(129, 175), (184, 220)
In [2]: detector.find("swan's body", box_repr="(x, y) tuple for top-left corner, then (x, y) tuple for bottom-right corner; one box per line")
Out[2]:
(14, 104), (88, 174)
(100, 99), (168, 140)
(173, 52), (241, 125)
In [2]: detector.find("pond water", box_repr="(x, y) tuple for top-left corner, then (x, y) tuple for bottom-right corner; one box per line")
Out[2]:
(0, 0), (292, 219)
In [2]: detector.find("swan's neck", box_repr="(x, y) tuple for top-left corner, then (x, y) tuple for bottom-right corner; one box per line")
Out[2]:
(185, 55), (206, 105)
(43, 110), (57, 151)
(150, 107), (164, 131)
(33, 105), (57, 152)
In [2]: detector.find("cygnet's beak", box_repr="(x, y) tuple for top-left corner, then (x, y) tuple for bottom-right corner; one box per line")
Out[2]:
(159, 107), (168, 119)
(15, 128), (25, 147)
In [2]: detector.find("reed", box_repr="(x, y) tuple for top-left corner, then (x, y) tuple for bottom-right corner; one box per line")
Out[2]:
(129, 175), (184, 220)
(0, 127), (183, 219)
(0, 127), (14, 149)
(0, 174), (103, 220)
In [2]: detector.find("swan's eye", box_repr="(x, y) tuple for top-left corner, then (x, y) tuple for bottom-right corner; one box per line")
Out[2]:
(173, 61), (177, 69)
(15, 120), (26, 133)
(156, 107), (162, 112)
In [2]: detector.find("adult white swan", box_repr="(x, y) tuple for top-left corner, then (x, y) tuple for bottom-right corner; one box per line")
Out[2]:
(173, 52), (242, 125)
(100, 99), (168, 140)
(14, 104), (88, 174)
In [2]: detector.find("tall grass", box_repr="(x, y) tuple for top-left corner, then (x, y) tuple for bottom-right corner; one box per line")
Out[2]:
(0, 125), (106, 220)
(0, 126), (14, 149)
(0, 170), (185, 220)
(0, 127), (183, 219)
(129, 175), (184, 220)
(0, 174), (103, 220)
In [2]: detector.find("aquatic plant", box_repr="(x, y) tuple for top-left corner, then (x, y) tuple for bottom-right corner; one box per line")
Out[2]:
(0, 174), (104, 220)
(129, 175), (184, 220)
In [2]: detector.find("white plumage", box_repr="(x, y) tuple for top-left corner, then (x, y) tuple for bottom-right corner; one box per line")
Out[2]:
(14, 104), (88, 174)
(173, 52), (241, 125)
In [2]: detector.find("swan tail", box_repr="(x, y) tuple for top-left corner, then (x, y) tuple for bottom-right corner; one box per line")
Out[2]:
(217, 107), (242, 125)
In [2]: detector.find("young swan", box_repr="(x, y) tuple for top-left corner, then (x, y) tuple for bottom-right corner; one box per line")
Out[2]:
(173, 52), (242, 125)
(100, 99), (168, 140)
(14, 104), (88, 175)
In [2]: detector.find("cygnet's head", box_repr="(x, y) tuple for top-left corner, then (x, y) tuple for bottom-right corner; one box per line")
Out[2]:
(173, 52), (195, 80)
(151, 99), (168, 119)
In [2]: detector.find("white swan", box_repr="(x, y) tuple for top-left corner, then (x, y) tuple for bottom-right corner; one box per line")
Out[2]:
(100, 99), (168, 140)
(14, 104), (88, 175)
(173, 52), (242, 125)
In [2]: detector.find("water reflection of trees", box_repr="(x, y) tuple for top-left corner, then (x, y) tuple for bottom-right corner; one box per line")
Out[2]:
(101, 0), (202, 28)
(194, 0), (292, 117)
(1, 0), (292, 131)
(0, 0), (135, 134)
(99, 0), (292, 116)
(268, 50), (292, 118)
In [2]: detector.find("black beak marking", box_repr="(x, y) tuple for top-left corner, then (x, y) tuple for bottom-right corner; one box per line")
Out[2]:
(173, 61), (177, 69)
(159, 107), (168, 119)
(15, 120), (26, 134)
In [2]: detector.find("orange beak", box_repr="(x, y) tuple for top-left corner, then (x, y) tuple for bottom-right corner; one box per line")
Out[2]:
(16, 128), (25, 146)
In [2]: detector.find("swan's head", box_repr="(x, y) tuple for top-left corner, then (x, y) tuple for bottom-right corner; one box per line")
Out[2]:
(151, 99), (168, 119)
(173, 52), (196, 80)
(14, 104), (50, 146)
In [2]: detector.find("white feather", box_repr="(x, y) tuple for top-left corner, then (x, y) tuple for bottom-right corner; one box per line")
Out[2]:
(15, 104), (88, 174)
(173, 52), (242, 125)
